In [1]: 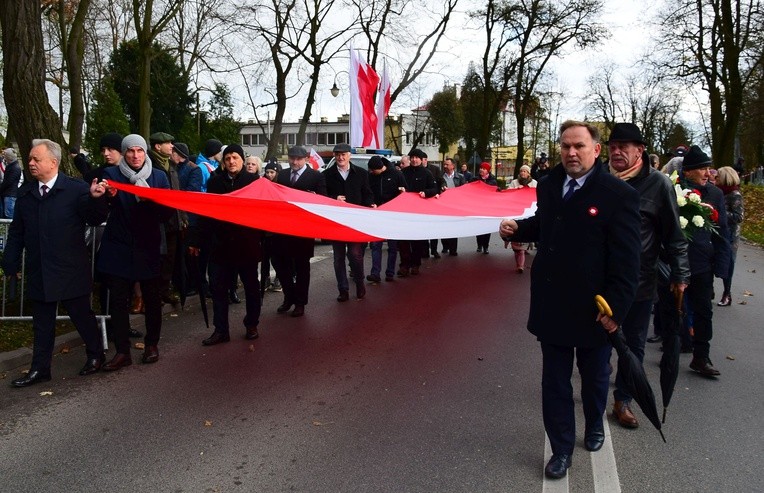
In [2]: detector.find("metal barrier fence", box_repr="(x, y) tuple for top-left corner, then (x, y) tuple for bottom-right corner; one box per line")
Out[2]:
(1, 218), (111, 350)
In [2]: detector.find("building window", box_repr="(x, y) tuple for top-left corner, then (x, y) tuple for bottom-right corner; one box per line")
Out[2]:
(288, 133), (296, 146)
(318, 133), (327, 145)
(327, 133), (337, 145)
(406, 132), (411, 144)
(306, 133), (316, 145)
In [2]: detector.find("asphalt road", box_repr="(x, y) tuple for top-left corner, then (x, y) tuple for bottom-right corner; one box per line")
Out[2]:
(1, 238), (762, 493)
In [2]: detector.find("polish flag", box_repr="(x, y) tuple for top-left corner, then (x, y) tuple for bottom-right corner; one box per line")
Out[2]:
(349, 45), (380, 148)
(308, 148), (323, 170)
(375, 61), (391, 149)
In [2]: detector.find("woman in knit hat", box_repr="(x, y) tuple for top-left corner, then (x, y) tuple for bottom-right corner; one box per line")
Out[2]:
(507, 164), (538, 272)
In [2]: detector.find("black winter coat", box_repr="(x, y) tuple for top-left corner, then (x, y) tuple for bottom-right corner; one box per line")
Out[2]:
(513, 161), (641, 347)
(324, 163), (374, 207)
(200, 170), (262, 265)
(0, 159), (21, 198)
(681, 179), (731, 277)
(96, 165), (172, 280)
(402, 166), (438, 197)
(274, 166), (327, 257)
(2, 174), (108, 302)
(369, 167), (407, 205)
(622, 156), (690, 300)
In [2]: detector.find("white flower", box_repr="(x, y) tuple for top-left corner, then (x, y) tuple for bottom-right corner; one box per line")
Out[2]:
(688, 193), (702, 204)
(669, 171), (679, 184)
(677, 196), (687, 207)
(674, 184), (684, 198)
(692, 215), (705, 227)
(679, 216), (688, 229)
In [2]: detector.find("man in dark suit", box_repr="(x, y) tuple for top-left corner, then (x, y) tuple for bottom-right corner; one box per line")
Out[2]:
(500, 120), (641, 479)
(323, 143), (373, 301)
(3, 139), (109, 387)
(272, 145), (327, 317)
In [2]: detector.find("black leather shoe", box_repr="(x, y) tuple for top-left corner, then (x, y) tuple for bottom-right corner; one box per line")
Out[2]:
(202, 332), (230, 346)
(337, 290), (349, 302)
(245, 326), (259, 340)
(717, 294), (731, 306)
(79, 357), (105, 376)
(647, 334), (663, 343)
(229, 291), (241, 304)
(290, 305), (305, 317)
(544, 454), (572, 479)
(366, 274), (381, 283)
(11, 369), (52, 388)
(585, 425), (605, 451)
(142, 345), (159, 364)
(357, 285), (366, 300)
(690, 357), (721, 377)
(432, 252), (441, 259)
(128, 328), (143, 338)
(277, 302), (293, 313)
(102, 353), (132, 371)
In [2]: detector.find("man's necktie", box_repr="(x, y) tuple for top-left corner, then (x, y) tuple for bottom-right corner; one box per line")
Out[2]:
(41, 185), (49, 197)
(563, 179), (578, 201)
(290, 170), (298, 185)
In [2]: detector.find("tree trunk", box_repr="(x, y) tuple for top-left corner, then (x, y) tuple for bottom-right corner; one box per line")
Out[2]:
(137, 42), (153, 138)
(296, 67), (320, 145)
(64, 0), (92, 150)
(0, 1), (71, 174)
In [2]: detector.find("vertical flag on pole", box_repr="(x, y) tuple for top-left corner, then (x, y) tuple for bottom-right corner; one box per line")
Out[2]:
(349, 44), (380, 148)
(375, 60), (391, 149)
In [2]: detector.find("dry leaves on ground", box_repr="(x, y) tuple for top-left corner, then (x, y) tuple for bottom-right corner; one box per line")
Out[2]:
(134, 342), (145, 350)
(204, 420), (213, 427)
(39, 391), (53, 396)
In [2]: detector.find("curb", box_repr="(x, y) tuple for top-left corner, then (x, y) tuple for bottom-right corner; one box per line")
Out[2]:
(0, 299), (191, 373)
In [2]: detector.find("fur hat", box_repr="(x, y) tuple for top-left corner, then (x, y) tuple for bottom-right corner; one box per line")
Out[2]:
(682, 145), (712, 171)
(121, 134), (148, 153)
(99, 133), (123, 151)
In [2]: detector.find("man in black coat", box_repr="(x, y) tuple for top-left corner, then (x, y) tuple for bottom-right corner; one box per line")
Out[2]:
(272, 145), (327, 317)
(0, 147), (21, 219)
(681, 145), (731, 377)
(606, 123), (691, 429)
(500, 120), (641, 479)
(367, 156), (407, 282)
(323, 143), (374, 301)
(190, 144), (263, 345)
(398, 148), (438, 276)
(3, 139), (108, 387)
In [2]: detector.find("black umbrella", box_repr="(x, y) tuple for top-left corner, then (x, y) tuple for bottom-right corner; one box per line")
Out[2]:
(596, 295), (666, 443)
(186, 251), (209, 328)
(178, 237), (189, 308)
(659, 286), (684, 423)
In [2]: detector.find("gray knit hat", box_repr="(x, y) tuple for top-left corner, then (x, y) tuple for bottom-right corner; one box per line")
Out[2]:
(121, 134), (148, 153)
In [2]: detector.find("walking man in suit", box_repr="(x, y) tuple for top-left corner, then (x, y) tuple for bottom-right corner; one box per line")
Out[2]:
(272, 145), (327, 317)
(3, 139), (109, 387)
(500, 120), (641, 479)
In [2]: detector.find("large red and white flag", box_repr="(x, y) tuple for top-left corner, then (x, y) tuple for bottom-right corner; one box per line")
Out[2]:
(105, 179), (537, 243)
(374, 60), (391, 149)
(349, 44), (380, 148)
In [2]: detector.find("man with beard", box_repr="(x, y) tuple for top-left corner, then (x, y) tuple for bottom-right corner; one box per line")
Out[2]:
(606, 123), (690, 428)
(398, 148), (438, 276)
(500, 120), (640, 479)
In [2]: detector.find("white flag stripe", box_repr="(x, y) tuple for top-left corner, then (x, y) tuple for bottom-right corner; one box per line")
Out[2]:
(291, 202), (538, 239)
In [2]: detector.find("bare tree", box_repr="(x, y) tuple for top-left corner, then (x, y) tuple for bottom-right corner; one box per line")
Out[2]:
(586, 66), (622, 131)
(652, 0), (764, 165)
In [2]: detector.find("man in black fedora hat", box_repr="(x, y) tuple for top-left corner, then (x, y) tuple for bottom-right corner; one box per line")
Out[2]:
(680, 145), (731, 377)
(606, 122), (690, 428)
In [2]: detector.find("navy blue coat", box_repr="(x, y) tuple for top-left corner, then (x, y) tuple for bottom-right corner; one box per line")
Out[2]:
(2, 174), (108, 302)
(513, 162), (641, 347)
(96, 165), (171, 280)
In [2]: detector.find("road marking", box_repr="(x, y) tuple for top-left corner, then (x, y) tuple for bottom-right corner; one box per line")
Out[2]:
(543, 435), (569, 493)
(591, 420), (621, 493)
(542, 421), (621, 492)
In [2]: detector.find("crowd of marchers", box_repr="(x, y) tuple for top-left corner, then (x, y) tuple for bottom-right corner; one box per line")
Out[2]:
(2, 133), (521, 387)
(0, 121), (748, 481)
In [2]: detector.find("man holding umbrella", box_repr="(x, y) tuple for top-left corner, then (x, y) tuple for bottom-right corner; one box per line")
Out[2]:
(500, 120), (641, 479)
(606, 123), (690, 429)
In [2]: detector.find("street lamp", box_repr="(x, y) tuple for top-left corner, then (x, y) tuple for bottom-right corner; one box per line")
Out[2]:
(330, 70), (349, 97)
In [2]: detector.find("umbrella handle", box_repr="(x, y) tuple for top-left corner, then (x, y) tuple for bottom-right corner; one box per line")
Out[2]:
(672, 287), (684, 315)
